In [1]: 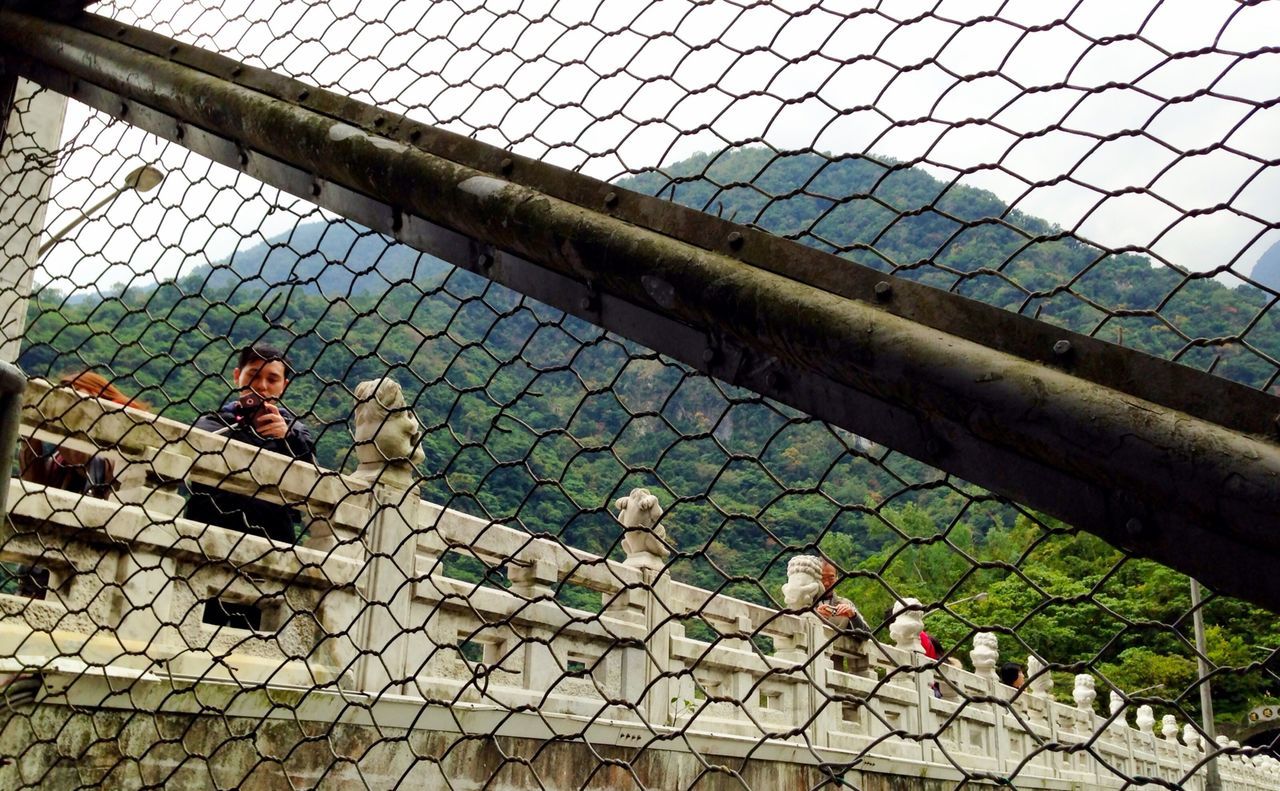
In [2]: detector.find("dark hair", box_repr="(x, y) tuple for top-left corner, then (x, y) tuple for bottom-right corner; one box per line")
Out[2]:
(237, 342), (292, 375)
(999, 662), (1023, 686)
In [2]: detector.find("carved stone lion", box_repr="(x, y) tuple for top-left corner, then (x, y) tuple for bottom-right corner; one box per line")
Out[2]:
(615, 487), (668, 568)
(970, 632), (999, 681)
(1073, 674), (1096, 710)
(781, 556), (825, 610)
(353, 377), (425, 478)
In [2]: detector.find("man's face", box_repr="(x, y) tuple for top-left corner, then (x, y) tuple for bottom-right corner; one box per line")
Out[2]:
(821, 563), (837, 591)
(234, 359), (288, 400)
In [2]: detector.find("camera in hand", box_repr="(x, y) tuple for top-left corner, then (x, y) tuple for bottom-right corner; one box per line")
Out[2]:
(233, 392), (265, 423)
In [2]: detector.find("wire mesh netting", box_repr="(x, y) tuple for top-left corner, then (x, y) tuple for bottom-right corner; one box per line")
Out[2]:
(2, 1), (1280, 789)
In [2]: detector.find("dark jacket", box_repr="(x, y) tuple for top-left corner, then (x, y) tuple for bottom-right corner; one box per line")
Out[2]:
(183, 400), (316, 544)
(20, 439), (115, 499)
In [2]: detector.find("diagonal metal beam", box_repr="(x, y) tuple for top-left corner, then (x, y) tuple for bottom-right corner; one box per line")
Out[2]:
(2, 11), (1279, 610)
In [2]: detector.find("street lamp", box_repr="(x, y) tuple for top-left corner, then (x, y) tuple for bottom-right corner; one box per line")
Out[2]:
(36, 164), (164, 258)
(1191, 577), (1222, 791)
(949, 592), (989, 607)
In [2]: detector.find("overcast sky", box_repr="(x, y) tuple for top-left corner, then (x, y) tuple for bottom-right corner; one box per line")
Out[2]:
(31, 0), (1280, 295)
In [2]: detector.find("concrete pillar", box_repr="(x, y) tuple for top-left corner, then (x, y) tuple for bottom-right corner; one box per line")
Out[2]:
(1, 78), (67, 363)
(353, 479), (420, 696)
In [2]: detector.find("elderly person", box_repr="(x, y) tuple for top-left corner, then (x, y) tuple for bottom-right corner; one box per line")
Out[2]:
(815, 561), (870, 634)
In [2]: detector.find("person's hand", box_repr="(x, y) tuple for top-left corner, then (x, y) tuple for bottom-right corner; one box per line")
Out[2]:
(253, 401), (289, 439)
(816, 603), (834, 618)
(834, 602), (856, 619)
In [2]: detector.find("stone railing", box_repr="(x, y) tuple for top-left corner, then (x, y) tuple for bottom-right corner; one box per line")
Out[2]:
(3, 378), (1278, 789)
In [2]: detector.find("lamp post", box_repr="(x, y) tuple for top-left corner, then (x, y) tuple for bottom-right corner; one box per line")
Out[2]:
(36, 164), (164, 258)
(1192, 577), (1222, 791)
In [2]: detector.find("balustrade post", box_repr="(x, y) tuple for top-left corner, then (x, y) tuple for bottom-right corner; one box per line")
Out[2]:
(887, 598), (936, 763)
(109, 444), (188, 656)
(778, 556), (839, 747)
(602, 574), (666, 726)
(349, 377), (425, 696)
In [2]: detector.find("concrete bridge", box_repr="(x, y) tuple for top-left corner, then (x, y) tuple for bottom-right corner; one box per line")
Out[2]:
(2, 378), (1276, 790)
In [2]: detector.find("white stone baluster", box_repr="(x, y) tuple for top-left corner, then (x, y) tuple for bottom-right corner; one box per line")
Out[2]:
(1182, 723), (1201, 751)
(1136, 705), (1155, 735)
(1109, 690), (1127, 728)
(616, 487), (669, 571)
(781, 556), (824, 610)
(1161, 715), (1179, 742)
(970, 632), (999, 683)
(889, 598), (925, 654)
(1215, 734), (1231, 763)
(1026, 655), (1049, 695)
(1073, 674), (1096, 712)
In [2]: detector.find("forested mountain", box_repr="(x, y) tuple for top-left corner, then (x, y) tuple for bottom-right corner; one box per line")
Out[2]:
(20, 147), (1279, 727)
(196, 219), (450, 296)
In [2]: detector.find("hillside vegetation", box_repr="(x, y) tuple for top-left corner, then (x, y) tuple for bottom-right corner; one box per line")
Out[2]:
(20, 147), (1279, 726)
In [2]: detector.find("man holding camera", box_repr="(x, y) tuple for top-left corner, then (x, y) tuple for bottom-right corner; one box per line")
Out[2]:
(183, 343), (316, 543)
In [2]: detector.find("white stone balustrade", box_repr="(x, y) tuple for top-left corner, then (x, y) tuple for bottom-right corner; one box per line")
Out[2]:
(2, 378), (1275, 790)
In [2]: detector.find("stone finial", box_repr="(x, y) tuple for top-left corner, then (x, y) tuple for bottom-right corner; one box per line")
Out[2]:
(1073, 674), (1096, 711)
(615, 487), (669, 570)
(970, 632), (999, 682)
(353, 377), (425, 482)
(1161, 715), (1179, 741)
(781, 556), (825, 610)
(888, 598), (925, 653)
(1027, 656), (1053, 696)
(1109, 691), (1127, 728)
(1182, 723), (1201, 750)
(1215, 734), (1231, 761)
(1136, 705), (1155, 734)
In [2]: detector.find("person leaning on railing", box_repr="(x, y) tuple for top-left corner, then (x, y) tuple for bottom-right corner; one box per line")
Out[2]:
(16, 371), (148, 598)
(20, 371), (148, 499)
(816, 561), (871, 634)
(183, 343), (316, 544)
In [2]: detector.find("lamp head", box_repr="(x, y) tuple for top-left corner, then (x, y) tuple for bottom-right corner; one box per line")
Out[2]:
(123, 165), (164, 193)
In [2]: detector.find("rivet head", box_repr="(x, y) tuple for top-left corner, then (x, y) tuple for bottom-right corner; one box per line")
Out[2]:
(1125, 517), (1144, 538)
(579, 296), (595, 312)
(727, 231), (745, 250)
(477, 253), (493, 269)
(702, 348), (716, 364)
(499, 157), (514, 174)
(297, 89), (310, 101)
(1053, 339), (1073, 356)
(604, 192), (618, 209)
(874, 281), (892, 301)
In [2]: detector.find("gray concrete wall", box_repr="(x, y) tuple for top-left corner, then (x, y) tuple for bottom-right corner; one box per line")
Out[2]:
(0, 701), (982, 791)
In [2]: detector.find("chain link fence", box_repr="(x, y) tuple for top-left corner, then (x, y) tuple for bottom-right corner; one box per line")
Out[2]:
(2, 1), (1279, 788)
